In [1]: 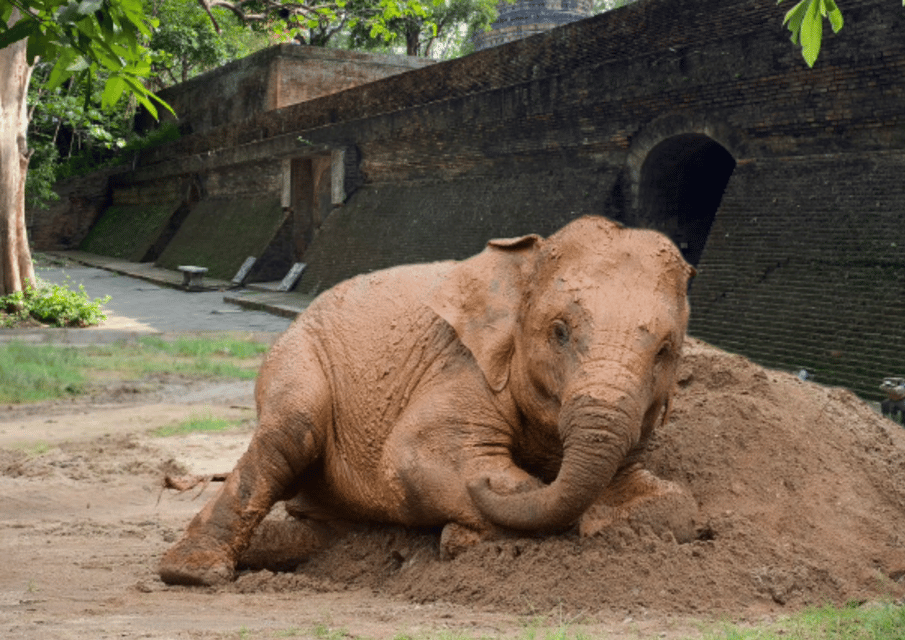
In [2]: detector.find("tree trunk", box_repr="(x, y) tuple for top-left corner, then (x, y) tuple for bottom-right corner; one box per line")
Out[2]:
(406, 27), (420, 57)
(0, 9), (37, 296)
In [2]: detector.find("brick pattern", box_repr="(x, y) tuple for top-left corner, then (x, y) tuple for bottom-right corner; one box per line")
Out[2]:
(25, 166), (127, 251)
(134, 45), (434, 135)
(296, 171), (613, 294)
(689, 153), (905, 397)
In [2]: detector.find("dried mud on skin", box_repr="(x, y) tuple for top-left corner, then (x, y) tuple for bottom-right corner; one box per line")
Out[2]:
(223, 338), (905, 617)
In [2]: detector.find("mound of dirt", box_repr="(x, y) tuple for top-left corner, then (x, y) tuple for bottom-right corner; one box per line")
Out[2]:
(224, 338), (905, 617)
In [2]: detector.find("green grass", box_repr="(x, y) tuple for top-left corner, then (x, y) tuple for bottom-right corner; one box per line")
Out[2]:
(0, 342), (87, 402)
(82, 335), (270, 380)
(151, 412), (246, 437)
(703, 602), (905, 639)
(0, 334), (271, 404)
(136, 335), (270, 359)
(83, 335), (272, 380)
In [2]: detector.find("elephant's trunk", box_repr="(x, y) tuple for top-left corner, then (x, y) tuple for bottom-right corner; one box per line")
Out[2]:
(468, 382), (645, 531)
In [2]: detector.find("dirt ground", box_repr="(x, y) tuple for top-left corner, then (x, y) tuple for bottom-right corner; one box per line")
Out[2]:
(1, 334), (904, 640)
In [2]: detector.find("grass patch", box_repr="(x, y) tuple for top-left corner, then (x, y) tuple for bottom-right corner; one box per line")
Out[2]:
(0, 334), (271, 404)
(703, 602), (905, 639)
(152, 412), (245, 437)
(0, 342), (86, 402)
(136, 335), (270, 359)
(18, 441), (53, 456)
(81, 335), (269, 380)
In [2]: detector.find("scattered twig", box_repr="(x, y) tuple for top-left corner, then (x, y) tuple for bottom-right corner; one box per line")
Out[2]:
(159, 473), (229, 503)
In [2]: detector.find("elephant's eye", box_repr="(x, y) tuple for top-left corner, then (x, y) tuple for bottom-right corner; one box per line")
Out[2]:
(550, 320), (571, 347)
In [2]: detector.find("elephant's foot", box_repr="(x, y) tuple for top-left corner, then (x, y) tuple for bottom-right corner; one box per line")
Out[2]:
(579, 468), (697, 543)
(158, 535), (235, 586)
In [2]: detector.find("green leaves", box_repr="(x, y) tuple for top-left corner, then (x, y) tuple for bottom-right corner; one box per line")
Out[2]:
(779, 0), (844, 67)
(1, 0), (172, 118)
(0, 16), (38, 50)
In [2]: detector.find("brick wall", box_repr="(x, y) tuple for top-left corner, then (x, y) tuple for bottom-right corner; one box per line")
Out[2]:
(134, 45), (434, 135)
(31, 0), (905, 398)
(688, 152), (905, 396)
(136, 0), (905, 167)
(26, 165), (128, 251)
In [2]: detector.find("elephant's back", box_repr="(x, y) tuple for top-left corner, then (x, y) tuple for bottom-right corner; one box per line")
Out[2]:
(300, 260), (456, 347)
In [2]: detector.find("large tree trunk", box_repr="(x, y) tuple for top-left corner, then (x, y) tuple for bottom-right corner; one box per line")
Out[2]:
(0, 9), (37, 296)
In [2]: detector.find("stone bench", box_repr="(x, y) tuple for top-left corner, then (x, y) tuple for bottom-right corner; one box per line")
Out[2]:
(177, 265), (208, 291)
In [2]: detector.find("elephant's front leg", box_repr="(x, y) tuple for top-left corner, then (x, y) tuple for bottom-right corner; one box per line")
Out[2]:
(383, 399), (544, 559)
(439, 460), (546, 559)
(578, 461), (697, 542)
(159, 370), (330, 586)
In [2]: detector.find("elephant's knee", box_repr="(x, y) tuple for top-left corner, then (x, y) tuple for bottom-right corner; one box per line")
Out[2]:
(248, 418), (324, 498)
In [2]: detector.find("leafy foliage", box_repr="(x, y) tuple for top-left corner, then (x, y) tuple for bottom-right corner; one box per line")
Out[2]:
(0, 0), (172, 118)
(347, 0), (496, 57)
(778, 0), (845, 67)
(23, 133), (60, 209)
(25, 59), (134, 207)
(778, 0), (905, 67)
(0, 279), (110, 327)
(199, 0), (439, 50)
(145, 0), (268, 88)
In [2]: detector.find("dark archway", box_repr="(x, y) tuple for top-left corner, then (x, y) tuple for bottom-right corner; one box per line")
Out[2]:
(638, 134), (736, 267)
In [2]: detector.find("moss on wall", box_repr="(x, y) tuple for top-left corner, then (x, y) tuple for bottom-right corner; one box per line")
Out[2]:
(155, 197), (286, 280)
(79, 202), (181, 262)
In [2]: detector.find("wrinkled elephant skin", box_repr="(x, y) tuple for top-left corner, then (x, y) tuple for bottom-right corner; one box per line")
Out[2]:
(159, 215), (698, 586)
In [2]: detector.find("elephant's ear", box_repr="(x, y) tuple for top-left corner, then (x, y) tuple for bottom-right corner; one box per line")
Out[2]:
(428, 234), (542, 392)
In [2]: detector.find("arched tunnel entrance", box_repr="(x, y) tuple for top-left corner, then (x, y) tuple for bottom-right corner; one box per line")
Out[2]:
(638, 134), (736, 267)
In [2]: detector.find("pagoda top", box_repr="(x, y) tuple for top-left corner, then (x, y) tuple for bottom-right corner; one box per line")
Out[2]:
(474, 0), (594, 51)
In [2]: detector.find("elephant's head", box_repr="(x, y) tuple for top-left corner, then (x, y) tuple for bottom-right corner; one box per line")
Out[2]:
(428, 215), (695, 531)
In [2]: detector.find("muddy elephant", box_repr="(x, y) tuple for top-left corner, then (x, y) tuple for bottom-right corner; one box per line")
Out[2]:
(159, 215), (698, 586)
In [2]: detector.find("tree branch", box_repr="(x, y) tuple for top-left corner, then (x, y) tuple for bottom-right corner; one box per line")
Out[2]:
(195, 0), (221, 33)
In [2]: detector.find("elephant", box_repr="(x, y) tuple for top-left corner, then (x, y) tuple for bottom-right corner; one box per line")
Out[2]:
(158, 215), (698, 586)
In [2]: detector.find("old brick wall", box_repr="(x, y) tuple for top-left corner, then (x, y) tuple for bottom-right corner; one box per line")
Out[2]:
(141, 0), (902, 166)
(26, 165), (129, 251)
(34, 0), (905, 397)
(134, 45), (434, 135)
(688, 152), (905, 397)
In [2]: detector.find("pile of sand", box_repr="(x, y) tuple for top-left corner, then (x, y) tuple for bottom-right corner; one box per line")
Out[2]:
(218, 338), (905, 617)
